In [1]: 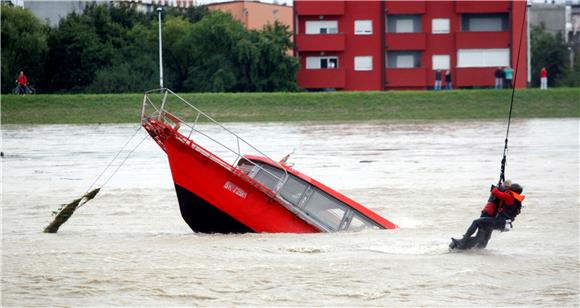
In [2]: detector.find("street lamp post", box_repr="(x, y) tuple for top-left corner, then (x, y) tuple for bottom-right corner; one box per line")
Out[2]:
(157, 7), (164, 89)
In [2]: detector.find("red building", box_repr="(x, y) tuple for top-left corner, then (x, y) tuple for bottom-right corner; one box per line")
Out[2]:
(294, 1), (528, 91)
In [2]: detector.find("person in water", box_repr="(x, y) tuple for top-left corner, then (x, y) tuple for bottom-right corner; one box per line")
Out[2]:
(451, 181), (525, 250)
(481, 180), (511, 218)
(464, 180), (512, 248)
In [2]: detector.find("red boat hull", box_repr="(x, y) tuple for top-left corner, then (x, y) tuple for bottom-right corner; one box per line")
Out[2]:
(162, 129), (319, 233)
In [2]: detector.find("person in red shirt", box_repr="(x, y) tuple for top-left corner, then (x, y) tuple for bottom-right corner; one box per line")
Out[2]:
(540, 67), (548, 90)
(450, 182), (525, 250)
(16, 71), (29, 95)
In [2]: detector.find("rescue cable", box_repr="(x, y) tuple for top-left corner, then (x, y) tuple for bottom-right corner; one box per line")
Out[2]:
(499, 5), (527, 185)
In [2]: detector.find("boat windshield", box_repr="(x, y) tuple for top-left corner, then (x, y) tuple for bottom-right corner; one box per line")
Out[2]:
(237, 159), (382, 232)
(237, 159), (284, 191)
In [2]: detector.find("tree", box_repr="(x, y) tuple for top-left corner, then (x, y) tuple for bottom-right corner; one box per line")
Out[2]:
(2, 4), (296, 93)
(44, 3), (210, 93)
(557, 53), (580, 87)
(182, 12), (246, 92)
(530, 24), (569, 87)
(1, 4), (48, 93)
(182, 12), (298, 92)
(88, 24), (158, 93)
(44, 4), (124, 92)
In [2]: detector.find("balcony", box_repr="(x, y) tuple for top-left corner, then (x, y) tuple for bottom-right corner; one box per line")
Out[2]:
(455, 68), (496, 87)
(385, 68), (427, 88)
(298, 68), (346, 89)
(296, 34), (345, 51)
(295, 1), (344, 16)
(455, 1), (510, 13)
(385, 1), (426, 14)
(456, 31), (509, 49)
(385, 33), (426, 50)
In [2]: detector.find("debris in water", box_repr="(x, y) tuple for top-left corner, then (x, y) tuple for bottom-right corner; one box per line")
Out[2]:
(43, 188), (100, 233)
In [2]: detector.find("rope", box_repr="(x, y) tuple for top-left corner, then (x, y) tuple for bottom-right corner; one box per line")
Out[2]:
(77, 126), (148, 209)
(499, 4), (527, 184)
(99, 134), (149, 189)
(85, 126), (142, 194)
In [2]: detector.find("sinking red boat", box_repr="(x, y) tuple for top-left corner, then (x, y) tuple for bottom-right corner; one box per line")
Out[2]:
(141, 89), (397, 233)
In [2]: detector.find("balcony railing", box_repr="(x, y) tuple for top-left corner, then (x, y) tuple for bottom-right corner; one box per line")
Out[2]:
(296, 1), (345, 15)
(297, 68), (346, 89)
(456, 31), (510, 49)
(455, 1), (510, 13)
(296, 33), (345, 51)
(385, 1), (426, 14)
(385, 68), (427, 88)
(385, 33), (426, 50)
(455, 68), (496, 87)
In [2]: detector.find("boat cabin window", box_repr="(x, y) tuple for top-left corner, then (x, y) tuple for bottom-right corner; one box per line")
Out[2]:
(239, 159), (380, 232)
(237, 159), (256, 175)
(346, 213), (379, 232)
(279, 176), (309, 206)
(303, 189), (347, 231)
(252, 163), (285, 191)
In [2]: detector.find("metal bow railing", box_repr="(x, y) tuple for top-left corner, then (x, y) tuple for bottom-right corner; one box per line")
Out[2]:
(141, 88), (289, 193)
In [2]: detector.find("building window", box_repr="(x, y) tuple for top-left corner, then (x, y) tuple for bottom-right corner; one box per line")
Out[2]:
(306, 56), (339, 69)
(354, 56), (373, 71)
(461, 14), (508, 32)
(432, 18), (450, 34)
(432, 55), (450, 70)
(386, 15), (421, 33)
(354, 20), (372, 35)
(386, 51), (422, 68)
(305, 20), (338, 34)
(457, 49), (509, 67)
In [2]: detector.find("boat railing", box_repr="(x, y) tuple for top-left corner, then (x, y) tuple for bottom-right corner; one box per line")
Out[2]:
(141, 88), (289, 193)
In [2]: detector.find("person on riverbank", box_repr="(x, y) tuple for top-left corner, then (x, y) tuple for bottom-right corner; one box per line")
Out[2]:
(540, 67), (548, 90)
(434, 70), (442, 90)
(494, 67), (504, 89)
(450, 182), (525, 250)
(503, 66), (513, 89)
(444, 70), (452, 90)
(16, 71), (29, 95)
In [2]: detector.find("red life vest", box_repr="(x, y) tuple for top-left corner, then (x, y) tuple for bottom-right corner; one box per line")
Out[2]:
(498, 191), (525, 220)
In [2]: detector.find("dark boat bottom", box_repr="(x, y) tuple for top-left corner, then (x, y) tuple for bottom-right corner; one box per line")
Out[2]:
(174, 184), (254, 233)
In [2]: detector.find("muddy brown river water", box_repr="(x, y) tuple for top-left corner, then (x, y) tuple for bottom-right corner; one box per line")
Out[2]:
(2, 119), (578, 307)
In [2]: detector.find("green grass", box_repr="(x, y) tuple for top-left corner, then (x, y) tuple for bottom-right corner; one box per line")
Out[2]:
(2, 88), (579, 124)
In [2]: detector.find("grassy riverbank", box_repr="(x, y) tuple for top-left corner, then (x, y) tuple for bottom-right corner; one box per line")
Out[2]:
(2, 88), (579, 124)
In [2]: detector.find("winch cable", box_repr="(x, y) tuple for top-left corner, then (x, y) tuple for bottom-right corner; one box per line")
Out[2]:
(44, 126), (148, 233)
(499, 5), (527, 185)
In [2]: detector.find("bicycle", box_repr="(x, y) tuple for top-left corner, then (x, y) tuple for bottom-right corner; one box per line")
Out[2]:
(12, 83), (36, 95)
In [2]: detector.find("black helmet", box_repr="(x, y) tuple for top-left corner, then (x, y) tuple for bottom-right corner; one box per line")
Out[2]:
(509, 183), (523, 194)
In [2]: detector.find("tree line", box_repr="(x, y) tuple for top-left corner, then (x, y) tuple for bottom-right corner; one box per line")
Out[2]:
(2, 2), (577, 94)
(1, 3), (299, 93)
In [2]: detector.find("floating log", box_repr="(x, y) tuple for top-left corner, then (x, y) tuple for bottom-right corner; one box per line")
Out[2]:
(43, 188), (100, 233)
